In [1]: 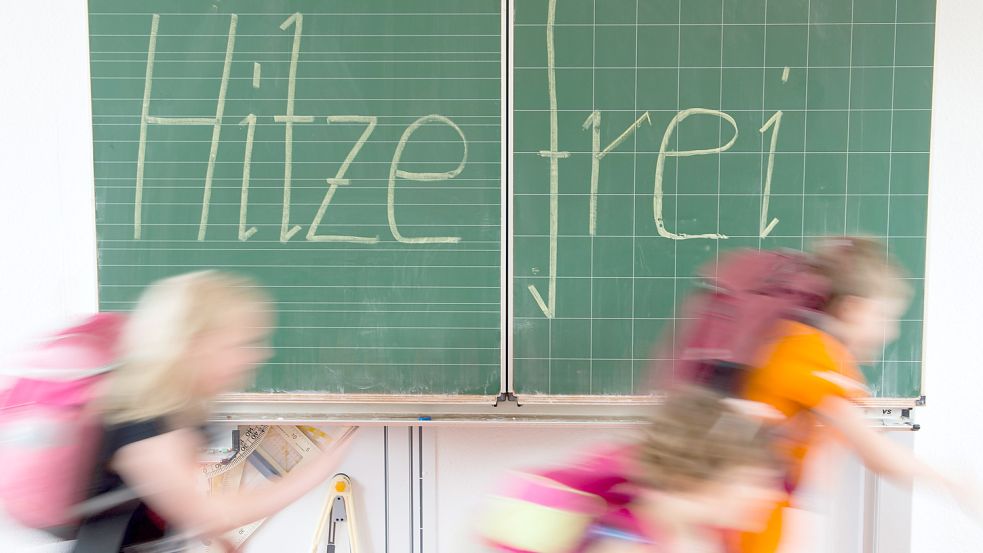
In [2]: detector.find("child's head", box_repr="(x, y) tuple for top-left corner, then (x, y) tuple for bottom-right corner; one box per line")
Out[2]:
(102, 271), (272, 424)
(632, 388), (783, 533)
(811, 237), (911, 359)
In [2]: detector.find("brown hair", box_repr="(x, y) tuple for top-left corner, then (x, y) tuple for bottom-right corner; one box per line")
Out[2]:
(810, 236), (911, 305)
(634, 387), (775, 492)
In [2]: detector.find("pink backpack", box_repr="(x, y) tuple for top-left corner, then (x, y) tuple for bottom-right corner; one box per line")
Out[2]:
(0, 313), (126, 531)
(654, 248), (830, 395)
(478, 445), (644, 553)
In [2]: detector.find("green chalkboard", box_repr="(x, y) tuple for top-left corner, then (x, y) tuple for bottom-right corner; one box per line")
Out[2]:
(512, 0), (934, 399)
(89, 1), (503, 394)
(89, 0), (934, 401)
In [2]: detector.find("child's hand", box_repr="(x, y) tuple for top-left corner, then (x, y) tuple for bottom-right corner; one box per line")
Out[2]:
(944, 473), (983, 526)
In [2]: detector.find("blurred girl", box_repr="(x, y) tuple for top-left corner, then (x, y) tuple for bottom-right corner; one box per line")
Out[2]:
(737, 237), (973, 552)
(74, 271), (355, 552)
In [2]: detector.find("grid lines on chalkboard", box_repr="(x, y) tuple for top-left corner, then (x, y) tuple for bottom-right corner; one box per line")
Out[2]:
(511, 0), (932, 398)
(89, 0), (504, 395)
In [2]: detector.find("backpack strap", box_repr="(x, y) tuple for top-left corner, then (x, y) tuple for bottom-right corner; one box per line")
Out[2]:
(72, 499), (142, 553)
(72, 486), (143, 519)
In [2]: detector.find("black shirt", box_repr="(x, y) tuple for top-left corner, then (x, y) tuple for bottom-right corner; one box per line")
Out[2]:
(74, 417), (170, 552)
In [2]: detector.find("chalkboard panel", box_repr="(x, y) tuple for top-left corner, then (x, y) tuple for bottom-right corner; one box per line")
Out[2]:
(511, 0), (933, 399)
(89, 0), (503, 395)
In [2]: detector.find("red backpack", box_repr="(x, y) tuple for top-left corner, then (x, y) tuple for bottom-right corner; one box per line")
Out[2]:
(655, 249), (831, 395)
(0, 313), (126, 532)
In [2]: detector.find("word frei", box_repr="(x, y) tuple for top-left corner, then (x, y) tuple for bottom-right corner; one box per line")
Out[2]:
(527, 0), (784, 318)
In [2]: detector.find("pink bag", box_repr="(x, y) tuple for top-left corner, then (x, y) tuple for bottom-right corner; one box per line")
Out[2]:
(0, 313), (125, 531)
(478, 445), (640, 553)
(655, 248), (830, 394)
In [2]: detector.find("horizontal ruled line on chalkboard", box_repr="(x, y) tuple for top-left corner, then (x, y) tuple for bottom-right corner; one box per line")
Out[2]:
(92, 60), (499, 65)
(260, 362), (499, 366)
(97, 160), (501, 164)
(103, 302), (498, 309)
(514, 150), (930, 154)
(104, 300), (499, 306)
(512, 108), (929, 114)
(94, 76), (499, 80)
(96, 239), (500, 244)
(281, 301), (498, 305)
(282, 311), (498, 315)
(93, 96), (500, 100)
(97, 185), (499, 190)
(513, 275), (925, 280)
(98, 223), (498, 227)
(512, 358), (919, 364)
(92, 33), (501, 38)
(91, 12), (500, 16)
(93, 122), (501, 127)
(512, 108), (929, 113)
(100, 247), (499, 253)
(144, 309), (502, 315)
(92, 60), (500, 64)
(97, 179), (499, 183)
(514, 238), (927, 243)
(94, 118), (500, 122)
(512, 22), (932, 27)
(252, 309), (498, 314)
(513, 192), (927, 197)
(263, 345), (499, 349)
(92, 114), (500, 118)
(95, 139), (500, 144)
(515, 65), (932, 70)
(99, 252), (495, 256)
(271, 325), (497, 330)
(99, 202), (499, 207)
(101, 263), (498, 268)
(92, 50), (499, 55)
(512, 316), (924, 322)
(100, 284), (498, 288)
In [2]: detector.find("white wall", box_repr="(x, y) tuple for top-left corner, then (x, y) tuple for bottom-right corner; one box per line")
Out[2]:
(911, 0), (983, 550)
(2, 0), (981, 551)
(0, 0), (98, 360)
(0, 2), (99, 548)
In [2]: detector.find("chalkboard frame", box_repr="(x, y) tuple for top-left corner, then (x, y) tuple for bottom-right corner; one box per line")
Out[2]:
(210, 392), (921, 423)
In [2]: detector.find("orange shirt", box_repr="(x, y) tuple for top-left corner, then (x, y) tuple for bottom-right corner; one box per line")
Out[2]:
(742, 320), (869, 487)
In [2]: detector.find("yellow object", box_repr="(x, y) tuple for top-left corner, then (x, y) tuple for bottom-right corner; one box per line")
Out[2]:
(298, 425), (331, 444)
(255, 425), (320, 475)
(477, 495), (595, 553)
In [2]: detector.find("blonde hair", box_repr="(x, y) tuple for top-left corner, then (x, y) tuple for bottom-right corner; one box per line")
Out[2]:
(811, 236), (911, 304)
(635, 388), (774, 492)
(101, 271), (271, 425)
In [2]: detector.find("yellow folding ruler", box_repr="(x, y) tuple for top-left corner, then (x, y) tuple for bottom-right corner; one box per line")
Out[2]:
(200, 425), (268, 482)
(194, 425), (354, 552)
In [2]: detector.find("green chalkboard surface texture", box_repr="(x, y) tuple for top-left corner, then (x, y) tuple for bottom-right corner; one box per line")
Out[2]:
(89, 0), (503, 396)
(512, 0), (934, 400)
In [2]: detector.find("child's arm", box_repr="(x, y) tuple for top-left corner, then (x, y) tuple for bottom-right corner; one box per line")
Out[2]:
(815, 398), (983, 524)
(813, 396), (972, 500)
(111, 426), (357, 539)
